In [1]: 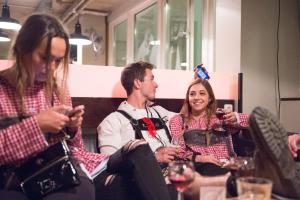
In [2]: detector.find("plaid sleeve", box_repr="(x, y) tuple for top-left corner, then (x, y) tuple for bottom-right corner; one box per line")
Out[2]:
(0, 116), (48, 165)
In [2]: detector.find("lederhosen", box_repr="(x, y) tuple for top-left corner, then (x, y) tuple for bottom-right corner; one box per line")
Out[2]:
(116, 108), (173, 174)
(116, 108), (172, 145)
(181, 115), (234, 176)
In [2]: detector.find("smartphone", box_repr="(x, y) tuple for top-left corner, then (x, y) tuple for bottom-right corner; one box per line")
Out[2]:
(196, 65), (210, 80)
(65, 105), (84, 117)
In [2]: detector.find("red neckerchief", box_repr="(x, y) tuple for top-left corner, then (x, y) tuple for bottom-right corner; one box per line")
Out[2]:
(142, 117), (157, 137)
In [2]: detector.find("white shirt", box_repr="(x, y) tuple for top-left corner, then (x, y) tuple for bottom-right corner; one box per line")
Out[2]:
(97, 101), (176, 154)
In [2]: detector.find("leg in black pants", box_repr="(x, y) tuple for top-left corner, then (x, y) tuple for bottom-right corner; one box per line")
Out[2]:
(94, 143), (172, 200)
(43, 176), (95, 200)
(0, 190), (29, 200)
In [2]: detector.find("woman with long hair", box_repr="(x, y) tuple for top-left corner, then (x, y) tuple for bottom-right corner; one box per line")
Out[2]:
(169, 79), (248, 175)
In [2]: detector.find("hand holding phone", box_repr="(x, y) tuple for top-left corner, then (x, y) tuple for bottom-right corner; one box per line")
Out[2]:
(65, 105), (84, 117)
(196, 64), (210, 80)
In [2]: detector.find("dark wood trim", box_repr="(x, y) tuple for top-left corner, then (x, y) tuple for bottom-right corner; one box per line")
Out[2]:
(280, 98), (300, 101)
(238, 73), (243, 113)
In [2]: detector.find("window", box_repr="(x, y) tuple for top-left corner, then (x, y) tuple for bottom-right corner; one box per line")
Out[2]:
(109, 0), (204, 70)
(134, 3), (158, 67)
(165, 0), (188, 70)
(113, 20), (127, 67)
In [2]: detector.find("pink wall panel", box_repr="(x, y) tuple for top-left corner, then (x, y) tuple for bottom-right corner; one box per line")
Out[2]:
(69, 64), (238, 100)
(0, 61), (238, 101)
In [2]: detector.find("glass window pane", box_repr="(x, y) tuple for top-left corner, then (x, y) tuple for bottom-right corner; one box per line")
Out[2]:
(134, 3), (158, 67)
(165, 0), (187, 70)
(113, 20), (127, 67)
(194, 0), (202, 67)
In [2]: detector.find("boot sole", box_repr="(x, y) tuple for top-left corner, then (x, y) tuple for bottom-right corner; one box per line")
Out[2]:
(249, 106), (300, 198)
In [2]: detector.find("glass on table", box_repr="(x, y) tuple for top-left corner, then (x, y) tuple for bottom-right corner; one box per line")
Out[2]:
(223, 157), (255, 197)
(226, 157), (255, 177)
(168, 160), (195, 200)
(237, 177), (273, 200)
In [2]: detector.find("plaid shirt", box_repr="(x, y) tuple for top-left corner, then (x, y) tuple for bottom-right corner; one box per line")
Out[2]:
(0, 77), (108, 173)
(169, 113), (249, 160)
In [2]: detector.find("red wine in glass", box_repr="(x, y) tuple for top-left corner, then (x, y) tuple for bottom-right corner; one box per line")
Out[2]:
(215, 109), (225, 131)
(168, 161), (195, 200)
(169, 176), (194, 192)
(216, 110), (225, 120)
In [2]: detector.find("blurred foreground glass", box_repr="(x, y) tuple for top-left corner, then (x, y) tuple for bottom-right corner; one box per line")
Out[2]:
(168, 160), (195, 200)
(230, 157), (255, 177)
(224, 157), (255, 197)
(237, 177), (272, 200)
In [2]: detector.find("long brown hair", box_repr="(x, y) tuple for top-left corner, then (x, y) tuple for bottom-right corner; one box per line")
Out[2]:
(180, 79), (217, 129)
(0, 14), (70, 113)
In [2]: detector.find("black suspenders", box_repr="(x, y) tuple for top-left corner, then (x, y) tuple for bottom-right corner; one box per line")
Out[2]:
(116, 110), (144, 139)
(116, 108), (172, 142)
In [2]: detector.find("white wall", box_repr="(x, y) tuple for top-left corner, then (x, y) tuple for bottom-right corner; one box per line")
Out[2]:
(215, 0), (241, 73)
(241, 0), (300, 117)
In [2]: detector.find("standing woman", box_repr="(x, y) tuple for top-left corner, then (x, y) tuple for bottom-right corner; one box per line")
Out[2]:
(169, 78), (248, 175)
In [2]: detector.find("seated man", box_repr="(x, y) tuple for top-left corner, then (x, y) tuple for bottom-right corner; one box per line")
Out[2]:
(97, 61), (178, 165)
(249, 106), (300, 199)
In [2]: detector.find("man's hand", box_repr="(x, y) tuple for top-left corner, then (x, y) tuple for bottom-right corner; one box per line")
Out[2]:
(288, 134), (300, 157)
(155, 147), (178, 163)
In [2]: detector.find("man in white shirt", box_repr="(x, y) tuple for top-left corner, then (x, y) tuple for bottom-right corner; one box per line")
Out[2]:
(97, 61), (178, 164)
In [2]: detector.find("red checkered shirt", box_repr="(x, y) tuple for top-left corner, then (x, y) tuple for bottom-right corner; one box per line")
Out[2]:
(0, 77), (108, 173)
(169, 113), (249, 160)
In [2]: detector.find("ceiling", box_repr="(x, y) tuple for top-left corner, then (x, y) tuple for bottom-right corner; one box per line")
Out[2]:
(1, 0), (123, 24)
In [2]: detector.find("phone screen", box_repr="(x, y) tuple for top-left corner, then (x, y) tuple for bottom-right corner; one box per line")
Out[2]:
(197, 65), (210, 80)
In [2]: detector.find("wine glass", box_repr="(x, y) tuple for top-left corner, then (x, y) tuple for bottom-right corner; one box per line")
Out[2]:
(170, 137), (182, 160)
(170, 137), (181, 148)
(215, 108), (226, 131)
(168, 160), (195, 200)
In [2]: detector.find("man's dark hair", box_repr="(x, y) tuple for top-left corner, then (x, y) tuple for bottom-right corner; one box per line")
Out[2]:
(121, 61), (154, 96)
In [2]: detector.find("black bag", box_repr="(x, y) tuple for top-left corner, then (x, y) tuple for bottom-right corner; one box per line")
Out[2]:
(15, 141), (80, 199)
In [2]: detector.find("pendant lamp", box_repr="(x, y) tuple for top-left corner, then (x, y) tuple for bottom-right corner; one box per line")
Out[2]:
(0, 2), (21, 31)
(0, 29), (10, 42)
(69, 20), (91, 46)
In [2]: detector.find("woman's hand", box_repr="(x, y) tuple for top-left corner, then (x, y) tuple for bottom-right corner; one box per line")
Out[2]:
(66, 105), (85, 130)
(223, 110), (237, 125)
(195, 154), (222, 166)
(35, 105), (72, 134)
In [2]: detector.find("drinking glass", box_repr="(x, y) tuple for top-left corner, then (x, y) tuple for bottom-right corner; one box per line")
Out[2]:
(224, 157), (255, 197)
(215, 108), (226, 131)
(170, 137), (181, 148)
(168, 160), (195, 200)
(237, 177), (273, 200)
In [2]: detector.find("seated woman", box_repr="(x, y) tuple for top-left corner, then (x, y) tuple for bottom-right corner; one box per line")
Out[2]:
(169, 78), (248, 176)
